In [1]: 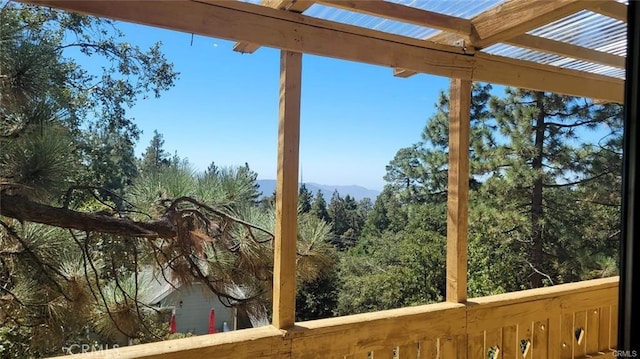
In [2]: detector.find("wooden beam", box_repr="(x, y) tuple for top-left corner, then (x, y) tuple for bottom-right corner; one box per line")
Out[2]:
(398, 50), (625, 102)
(233, 0), (314, 54)
(505, 34), (626, 69)
(24, 1), (623, 102)
(394, 0), (622, 78)
(473, 52), (624, 103)
(25, 0), (472, 78)
(393, 32), (471, 78)
(273, 50), (302, 330)
(316, 0), (472, 37)
(587, 1), (627, 22)
(470, 0), (596, 49)
(446, 78), (471, 304)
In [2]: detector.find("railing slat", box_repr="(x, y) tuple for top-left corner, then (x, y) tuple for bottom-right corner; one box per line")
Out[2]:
(610, 305), (618, 348)
(503, 325), (518, 358)
(397, 343), (418, 358)
(598, 306), (612, 352)
(574, 311), (587, 358)
(351, 351), (370, 359)
(421, 339), (437, 359)
(586, 308), (600, 355)
(532, 320), (548, 359)
(485, 328), (502, 358)
(372, 347), (394, 359)
(440, 337), (457, 359)
(517, 321), (533, 359)
(467, 331), (484, 358)
(560, 313), (574, 359)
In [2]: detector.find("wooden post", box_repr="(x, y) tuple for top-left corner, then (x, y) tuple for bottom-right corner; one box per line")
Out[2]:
(446, 78), (471, 303)
(273, 50), (302, 329)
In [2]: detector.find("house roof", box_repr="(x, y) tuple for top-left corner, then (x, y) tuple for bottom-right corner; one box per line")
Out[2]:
(139, 268), (181, 305)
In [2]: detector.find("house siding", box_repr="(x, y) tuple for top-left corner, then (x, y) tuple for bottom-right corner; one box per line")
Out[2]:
(162, 284), (235, 334)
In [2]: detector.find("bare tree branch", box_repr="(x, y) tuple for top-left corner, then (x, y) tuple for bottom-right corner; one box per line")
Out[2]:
(525, 260), (554, 286)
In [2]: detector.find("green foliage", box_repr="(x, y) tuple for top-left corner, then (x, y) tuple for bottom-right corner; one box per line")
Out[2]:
(0, 3), (180, 356)
(296, 267), (339, 321)
(475, 89), (622, 287)
(326, 191), (369, 250)
(309, 190), (329, 222)
(339, 83), (622, 315)
(0, 124), (80, 201)
(298, 184), (313, 214)
(80, 126), (139, 197)
(198, 162), (260, 210)
(0, 1), (178, 197)
(139, 130), (172, 177)
(337, 228), (445, 315)
(361, 186), (408, 237)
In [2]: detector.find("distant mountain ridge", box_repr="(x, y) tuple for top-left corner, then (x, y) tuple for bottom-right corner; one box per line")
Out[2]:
(256, 180), (380, 201)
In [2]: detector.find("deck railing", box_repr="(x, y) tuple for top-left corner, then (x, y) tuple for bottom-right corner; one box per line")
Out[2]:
(60, 276), (618, 359)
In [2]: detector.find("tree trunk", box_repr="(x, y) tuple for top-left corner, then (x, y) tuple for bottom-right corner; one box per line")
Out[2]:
(531, 92), (546, 288)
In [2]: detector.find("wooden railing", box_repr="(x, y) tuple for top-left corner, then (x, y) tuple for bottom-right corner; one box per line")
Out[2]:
(58, 276), (618, 359)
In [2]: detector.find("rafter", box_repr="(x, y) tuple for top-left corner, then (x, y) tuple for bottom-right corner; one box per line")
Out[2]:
(506, 34), (626, 69)
(473, 52), (623, 102)
(22, 0), (623, 102)
(587, 1), (627, 22)
(317, 0), (471, 38)
(233, 0), (314, 54)
(470, 0), (598, 49)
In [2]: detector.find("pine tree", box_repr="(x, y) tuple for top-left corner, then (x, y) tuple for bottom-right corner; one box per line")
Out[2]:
(140, 130), (171, 176)
(482, 89), (622, 287)
(298, 184), (313, 213)
(0, 4), (180, 355)
(310, 190), (329, 221)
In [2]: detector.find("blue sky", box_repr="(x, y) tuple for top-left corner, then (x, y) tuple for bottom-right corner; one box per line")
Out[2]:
(92, 22), (452, 190)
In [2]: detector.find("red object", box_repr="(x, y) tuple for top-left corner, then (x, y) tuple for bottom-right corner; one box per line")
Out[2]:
(169, 311), (177, 333)
(208, 308), (216, 334)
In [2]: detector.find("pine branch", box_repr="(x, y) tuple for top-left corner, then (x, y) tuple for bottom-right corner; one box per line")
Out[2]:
(544, 119), (601, 129)
(542, 170), (612, 188)
(1, 193), (175, 238)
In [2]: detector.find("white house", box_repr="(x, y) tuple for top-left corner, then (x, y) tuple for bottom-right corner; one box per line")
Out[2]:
(143, 270), (238, 335)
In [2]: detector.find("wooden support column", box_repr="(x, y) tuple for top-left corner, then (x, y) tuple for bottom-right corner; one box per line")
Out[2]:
(273, 50), (302, 329)
(446, 78), (471, 303)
